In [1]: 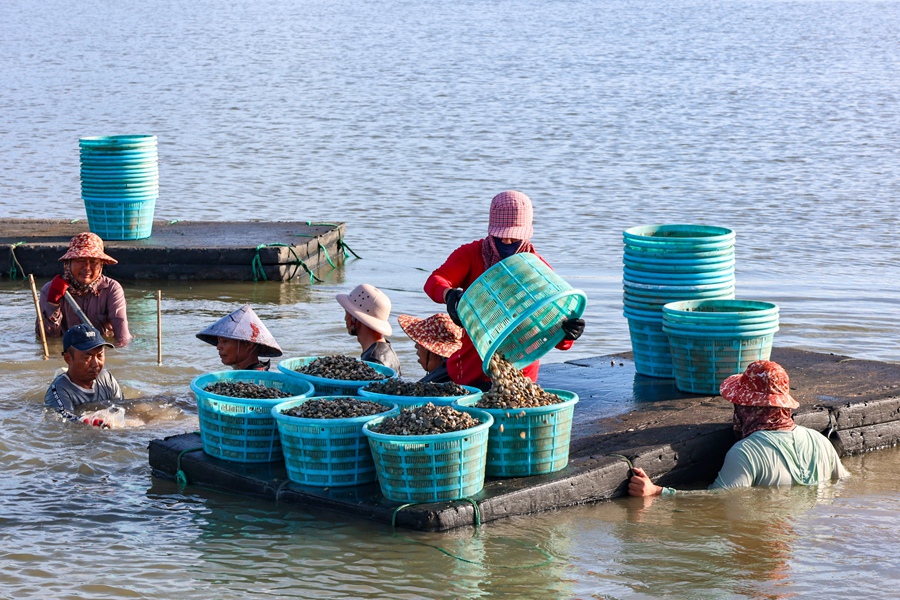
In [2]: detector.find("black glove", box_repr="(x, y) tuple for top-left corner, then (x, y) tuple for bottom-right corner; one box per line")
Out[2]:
(445, 288), (464, 326)
(561, 318), (585, 342)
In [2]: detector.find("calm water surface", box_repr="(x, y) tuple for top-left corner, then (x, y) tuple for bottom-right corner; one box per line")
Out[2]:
(1, 0), (898, 597)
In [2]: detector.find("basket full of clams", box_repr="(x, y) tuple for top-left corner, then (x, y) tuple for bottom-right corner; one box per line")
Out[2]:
(271, 395), (399, 487)
(358, 378), (482, 408)
(278, 355), (398, 396)
(362, 403), (494, 503)
(190, 370), (315, 463)
(452, 355), (579, 477)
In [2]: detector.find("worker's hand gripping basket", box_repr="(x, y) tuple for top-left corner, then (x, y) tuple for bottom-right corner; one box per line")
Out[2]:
(456, 253), (587, 373)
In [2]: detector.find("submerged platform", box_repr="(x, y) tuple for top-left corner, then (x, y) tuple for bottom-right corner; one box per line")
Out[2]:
(149, 348), (900, 531)
(0, 218), (345, 281)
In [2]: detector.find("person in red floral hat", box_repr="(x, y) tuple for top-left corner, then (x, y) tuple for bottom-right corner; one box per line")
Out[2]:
(397, 313), (464, 383)
(37, 232), (132, 347)
(423, 190), (584, 390)
(628, 360), (847, 496)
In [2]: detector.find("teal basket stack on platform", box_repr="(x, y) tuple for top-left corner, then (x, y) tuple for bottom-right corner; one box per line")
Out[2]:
(190, 370), (314, 463)
(456, 253), (587, 374)
(79, 135), (158, 240)
(277, 356), (397, 396)
(623, 224), (736, 378)
(453, 390), (579, 477)
(662, 300), (779, 394)
(271, 396), (399, 487)
(362, 409), (494, 503)
(357, 384), (483, 408)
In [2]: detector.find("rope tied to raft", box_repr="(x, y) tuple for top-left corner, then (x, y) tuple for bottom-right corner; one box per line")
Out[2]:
(607, 453), (637, 478)
(8, 241), (26, 281)
(251, 243), (323, 284)
(175, 446), (203, 487)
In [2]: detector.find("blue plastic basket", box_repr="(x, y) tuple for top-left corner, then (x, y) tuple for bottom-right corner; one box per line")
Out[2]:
(623, 224), (736, 251)
(272, 396), (398, 487)
(277, 356), (397, 396)
(362, 409), (493, 503)
(626, 317), (674, 378)
(190, 370), (314, 463)
(83, 196), (156, 240)
(456, 253), (587, 373)
(453, 389), (578, 477)
(665, 332), (777, 395)
(357, 384), (482, 408)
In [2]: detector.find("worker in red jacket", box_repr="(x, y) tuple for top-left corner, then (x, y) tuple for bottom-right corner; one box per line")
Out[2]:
(424, 190), (585, 389)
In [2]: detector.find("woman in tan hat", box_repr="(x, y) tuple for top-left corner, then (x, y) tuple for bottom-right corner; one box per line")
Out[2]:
(628, 361), (847, 496)
(398, 313), (464, 383)
(37, 232), (132, 347)
(336, 283), (401, 375)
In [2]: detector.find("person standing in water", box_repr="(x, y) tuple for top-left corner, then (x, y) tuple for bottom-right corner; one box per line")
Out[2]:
(336, 283), (402, 375)
(196, 305), (283, 371)
(397, 313), (464, 383)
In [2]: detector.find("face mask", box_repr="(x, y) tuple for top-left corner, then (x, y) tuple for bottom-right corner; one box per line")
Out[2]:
(493, 237), (523, 258)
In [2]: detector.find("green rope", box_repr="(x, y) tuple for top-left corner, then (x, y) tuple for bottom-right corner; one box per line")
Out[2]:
(168, 219), (180, 225)
(338, 237), (362, 260)
(69, 219), (81, 224)
(318, 242), (337, 269)
(8, 242), (26, 280)
(175, 446), (203, 487)
(607, 453), (636, 477)
(251, 243), (323, 284)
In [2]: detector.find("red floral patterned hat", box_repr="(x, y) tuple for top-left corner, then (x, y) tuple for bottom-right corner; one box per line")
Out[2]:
(487, 190), (534, 240)
(397, 313), (464, 358)
(59, 232), (118, 265)
(719, 360), (799, 408)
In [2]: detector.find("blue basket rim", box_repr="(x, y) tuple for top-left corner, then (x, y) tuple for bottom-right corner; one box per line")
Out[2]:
(362, 408), (494, 442)
(452, 389), (579, 415)
(191, 369), (314, 406)
(663, 325), (779, 339)
(272, 395), (398, 424)
(277, 356), (397, 385)
(623, 224), (735, 244)
(662, 299), (779, 315)
(357, 383), (482, 402)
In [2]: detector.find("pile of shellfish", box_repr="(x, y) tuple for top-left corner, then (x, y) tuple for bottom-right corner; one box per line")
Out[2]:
(294, 355), (388, 381)
(475, 354), (563, 409)
(280, 397), (391, 419)
(369, 403), (480, 435)
(362, 379), (469, 397)
(205, 381), (292, 399)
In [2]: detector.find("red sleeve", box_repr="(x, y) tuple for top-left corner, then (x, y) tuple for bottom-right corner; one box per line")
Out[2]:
(424, 240), (485, 304)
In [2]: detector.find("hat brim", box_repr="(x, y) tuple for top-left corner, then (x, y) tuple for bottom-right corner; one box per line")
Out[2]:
(59, 250), (118, 265)
(337, 294), (393, 337)
(68, 339), (115, 352)
(195, 333), (283, 357)
(720, 373), (799, 408)
(397, 314), (461, 358)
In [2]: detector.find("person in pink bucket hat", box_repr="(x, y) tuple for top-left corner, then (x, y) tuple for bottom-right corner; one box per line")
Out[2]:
(196, 304), (283, 371)
(424, 190), (584, 390)
(398, 313), (464, 383)
(336, 283), (401, 375)
(37, 232), (132, 347)
(628, 360), (847, 497)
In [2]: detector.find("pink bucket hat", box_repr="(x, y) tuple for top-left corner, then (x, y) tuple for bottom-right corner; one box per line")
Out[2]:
(59, 232), (118, 265)
(336, 284), (393, 337)
(196, 304), (283, 357)
(720, 360), (799, 408)
(487, 190), (534, 240)
(398, 313), (464, 358)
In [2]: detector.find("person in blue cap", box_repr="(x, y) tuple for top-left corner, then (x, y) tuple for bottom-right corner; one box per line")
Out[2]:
(44, 323), (126, 427)
(196, 305), (283, 371)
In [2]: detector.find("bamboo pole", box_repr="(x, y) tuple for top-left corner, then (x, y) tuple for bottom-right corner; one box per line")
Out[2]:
(28, 274), (50, 360)
(157, 290), (162, 366)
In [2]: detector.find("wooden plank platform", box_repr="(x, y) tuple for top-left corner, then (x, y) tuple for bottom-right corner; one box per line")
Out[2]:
(148, 348), (900, 531)
(0, 218), (346, 281)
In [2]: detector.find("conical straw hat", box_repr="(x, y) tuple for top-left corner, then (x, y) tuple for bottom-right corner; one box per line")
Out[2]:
(196, 304), (283, 357)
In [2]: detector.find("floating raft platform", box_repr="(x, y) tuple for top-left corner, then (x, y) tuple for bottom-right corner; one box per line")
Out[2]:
(149, 348), (900, 531)
(0, 219), (345, 281)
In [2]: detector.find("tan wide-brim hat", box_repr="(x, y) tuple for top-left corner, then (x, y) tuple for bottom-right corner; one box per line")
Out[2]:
(398, 313), (464, 358)
(336, 283), (393, 337)
(720, 360), (799, 409)
(59, 232), (118, 265)
(196, 304), (283, 357)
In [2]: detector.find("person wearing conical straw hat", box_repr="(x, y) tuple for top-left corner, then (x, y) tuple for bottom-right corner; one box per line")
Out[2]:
(424, 190), (585, 389)
(628, 361), (847, 497)
(196, 305), (283, 371)
(398, 313), (464, 384)
(336, 283), (402, 375)
(37, 232), (132, 347)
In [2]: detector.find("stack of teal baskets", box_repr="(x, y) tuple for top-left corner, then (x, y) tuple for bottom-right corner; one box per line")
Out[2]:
(623, 224), (736, 378)
(79, 135), (158, 240)
(662, 300), (779, 394)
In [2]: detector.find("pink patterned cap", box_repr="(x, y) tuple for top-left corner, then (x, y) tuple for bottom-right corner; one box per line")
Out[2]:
(398, 313), (464, 358)
(59, 232), (118, 265)
(487, 190), (533, 240)
(719, 360), (799, 408)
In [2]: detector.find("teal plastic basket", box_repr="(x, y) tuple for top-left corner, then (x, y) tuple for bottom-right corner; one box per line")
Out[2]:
(456, 253), (587, 373)
(623, 224), (736, 251)
(626, 316), (674, 378)
(190, 370), (314, 463)
(357, 384), (482, 408)
(453, 389), (578, 477)
(83, 196), (156, 240)
(362, 409), (493, 503)
(665, 332), (777, 395)
(272, 396), (398, 487)
(277, 356), (397, 396)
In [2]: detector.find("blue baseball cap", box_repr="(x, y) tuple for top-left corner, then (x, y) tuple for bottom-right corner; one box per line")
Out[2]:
(63, 324), (115, 353)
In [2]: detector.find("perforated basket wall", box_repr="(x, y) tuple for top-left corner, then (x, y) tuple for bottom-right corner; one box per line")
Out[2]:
(456, 253), (587, 373)
(190, 370), (314, 463)
(277, 356), (397, 396)
(272, 396), (398, 487)
(362, 410), (493, 503)
(665, 333), (777, 394)
(626, 317), (674, 378)
(84, 197), (156, 240)
(454, 390), (578, 477)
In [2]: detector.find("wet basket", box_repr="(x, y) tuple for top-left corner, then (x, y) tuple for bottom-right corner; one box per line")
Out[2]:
(357, 384), (483, 408)
(457, 253), (587, 373)
(272, 396), (399, 487)
(190, 370), (314, 463)
(453, 390), (578, 477)
(277, 356), (397, 396)
(362, 409), (493, 503)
